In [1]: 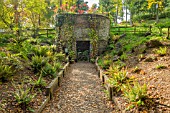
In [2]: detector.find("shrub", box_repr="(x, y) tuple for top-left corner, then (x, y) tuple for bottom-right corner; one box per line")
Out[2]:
(54, 62), (62, 73)
(33, 72), (46, 88)
(69, 51), (75, 60)
(31, 56), (48, 73)
(120, 52), (128, 61)
(0, 63), (14, 82)
(103, 59), (112, 69)
(43, 63), (57, 78)
(32, 46), (49, 56)
(7, 42), (22, 53)
(107, 68), (129, 93)
(90, 58), (95, 63)
(156, 64), (167, 69)
(5, 55), (23, 71)
(155, 47), (167, 56)
(0, 34), (15, 44)
(123, 82), (148, 110)
(12, 82), (35, 110)
(0, 99), (5, 112)
(159, 11), (170, 19)
(133, 13), (153, 22)
(55, 52), (65, 62)
(114, 60), (126, 69)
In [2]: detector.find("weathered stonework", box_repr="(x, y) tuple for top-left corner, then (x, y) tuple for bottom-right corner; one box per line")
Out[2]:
(56, 14), (110, 59)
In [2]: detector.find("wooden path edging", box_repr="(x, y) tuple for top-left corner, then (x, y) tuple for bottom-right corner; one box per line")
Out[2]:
(35, 62), (70, 113)
(95, 57), (124, 112)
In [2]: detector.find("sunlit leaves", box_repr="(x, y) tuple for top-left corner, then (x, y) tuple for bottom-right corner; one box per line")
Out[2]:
(147, 0), (164, 10)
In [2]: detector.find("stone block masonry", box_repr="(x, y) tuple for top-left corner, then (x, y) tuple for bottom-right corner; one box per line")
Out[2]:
(56, 14), (110, 59)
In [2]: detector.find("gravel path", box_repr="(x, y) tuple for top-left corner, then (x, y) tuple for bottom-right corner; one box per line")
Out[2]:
(42, 62), (114, 113)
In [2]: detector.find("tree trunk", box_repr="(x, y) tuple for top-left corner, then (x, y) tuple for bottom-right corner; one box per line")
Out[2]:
(126, 5), (127, 27)
(130, 12), (133, 26)
(115, 5), (118, 26)
(60, 0), (62, 6)
(156, 4), (159, 23)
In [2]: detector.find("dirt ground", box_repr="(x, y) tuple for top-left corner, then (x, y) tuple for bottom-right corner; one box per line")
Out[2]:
(126, 42), (170, 112)
(42, 62), (117, 113)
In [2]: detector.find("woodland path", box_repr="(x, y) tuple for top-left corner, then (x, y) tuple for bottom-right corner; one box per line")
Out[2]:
(42, 62), (114, 113)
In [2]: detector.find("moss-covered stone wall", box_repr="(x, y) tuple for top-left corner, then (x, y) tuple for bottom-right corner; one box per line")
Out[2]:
(56, 14), (110, 59)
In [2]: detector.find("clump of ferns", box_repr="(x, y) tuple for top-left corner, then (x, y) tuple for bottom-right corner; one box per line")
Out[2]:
(106, 65), (132, 95)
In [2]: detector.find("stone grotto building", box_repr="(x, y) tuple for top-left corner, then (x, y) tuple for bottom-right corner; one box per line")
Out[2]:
(56, 14), (110, 61)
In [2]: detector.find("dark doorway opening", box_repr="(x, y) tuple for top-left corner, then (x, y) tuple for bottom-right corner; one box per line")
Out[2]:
(76, 41), (90, 61)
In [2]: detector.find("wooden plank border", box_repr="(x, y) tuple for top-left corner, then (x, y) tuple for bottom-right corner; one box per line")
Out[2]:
(95, 57), (125, 111)
(36, 62), (70, 113)
(95, 57), (113, 101)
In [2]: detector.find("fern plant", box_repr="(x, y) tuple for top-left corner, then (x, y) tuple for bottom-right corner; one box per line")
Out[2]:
(120, 52), (128, 61)
(31, 56), (48, 73)
(55, 52), (65, 62)
(33, 72), (46, 88)
(54, 62), (62, 73)
(155, 47), (167, 56)
(123, 82), (148, 110)
(32, 46), (49, 56)
(0, 63), (13, 82)
(107, 68), (129, 94)
(156, 64), (167, 69)
(43, 63), (57, 78)
(12, 82), (36, 110)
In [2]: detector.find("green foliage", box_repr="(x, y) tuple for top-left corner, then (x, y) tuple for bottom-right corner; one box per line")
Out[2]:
(32, 46), (49, 57)
(103, 59), (112, 69)
(123, 82), (148, 109)
(132, 66), (141, 73)
(54, 62), (62, 73)
(0, 63), (13, 82)
(0, 34), (13, 44)
(69, 51), (75, 60)
(89, 29), (98, 59)
(107, 66), (129, 93)
(33, 72), (46, 88)
(0, 99), (5, 112)
(12, 82), (35, 109)
(120, 52), (128, 61)
(133, 13), (153, 22)
(156, 64), (167, 69)
(7, 42), (22, 53)
(90, 58), (95, 63)
(159, 10), (170, 19)
(98, 54), (113, 70)
(43, 63), (57, 78)
(155, 47), (167, 56)
(99, 0), (114, 13)
(31, 56), (48, 73)
(114, 60), (126, 69)
(55, 52), (65, 62)
(5, 55), (23, 71)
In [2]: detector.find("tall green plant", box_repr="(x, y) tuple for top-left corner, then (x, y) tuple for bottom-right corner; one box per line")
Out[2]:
(43, 63), (57, 78)
(12, 82), (36, 110)
(0, 63), (13, 82)
(123, 82), (148, 110)
(107, 67), (129, 93)
(31, 56), (48, 73)
(89, 29), (98, 59)
(33, 72), (46, 88)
